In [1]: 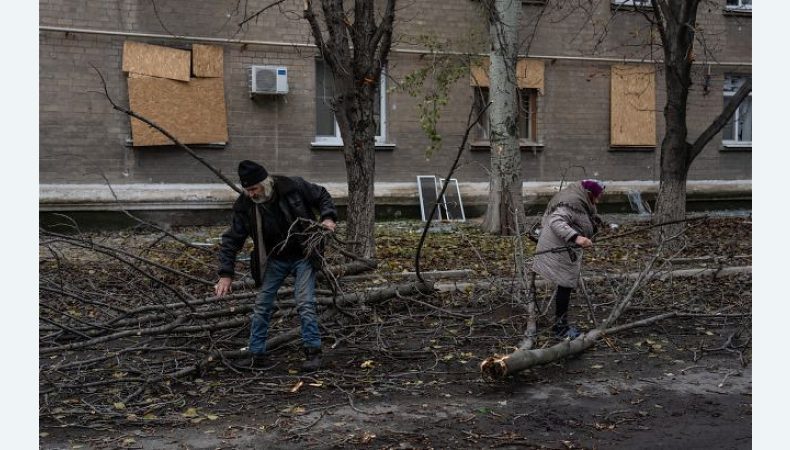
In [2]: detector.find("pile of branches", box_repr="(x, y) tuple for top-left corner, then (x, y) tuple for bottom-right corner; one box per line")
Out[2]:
(39, 223), (434, 425)
(39, 216), (752, 428)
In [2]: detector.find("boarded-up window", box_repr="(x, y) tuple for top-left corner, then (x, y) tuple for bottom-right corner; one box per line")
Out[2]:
(470, 57), (545, 93)
(192, 44), (224, 78)
(122, 41), (191, 81)
(610, 64), (656, 147)
(127, 76), (229, 146)
(123, 41), (228, 146)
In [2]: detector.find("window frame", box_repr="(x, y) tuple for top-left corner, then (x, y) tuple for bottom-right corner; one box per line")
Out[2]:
(724, 0), (752, 12)
(313, 60), (388, 147)
(722, 74), (752, 148)
(472, 86), (540, 147)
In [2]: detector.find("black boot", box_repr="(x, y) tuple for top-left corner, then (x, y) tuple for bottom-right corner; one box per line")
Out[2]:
(553, 319), (581, 340)
(235, 352), (267, 369)
(301, 347), (322, 373)
(553, 286), (579, 339)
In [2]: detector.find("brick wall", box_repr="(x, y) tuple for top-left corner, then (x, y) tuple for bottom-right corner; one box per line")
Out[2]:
(39, 0), (751, 186)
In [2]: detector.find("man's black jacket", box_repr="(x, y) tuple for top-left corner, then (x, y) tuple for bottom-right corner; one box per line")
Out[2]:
(218, 176), (338, 286)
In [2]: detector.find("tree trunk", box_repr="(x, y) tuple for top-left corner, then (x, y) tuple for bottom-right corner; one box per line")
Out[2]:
(481, 0), (523, 235)
(340, 92), (378, 258)
(650, 0), (697, 240)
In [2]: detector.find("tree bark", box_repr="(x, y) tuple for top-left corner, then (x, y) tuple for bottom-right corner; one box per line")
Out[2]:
(482, 0), (523, 235)
(339, 86), (378, 258)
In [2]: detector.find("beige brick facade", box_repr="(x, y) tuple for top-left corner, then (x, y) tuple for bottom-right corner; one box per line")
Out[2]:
(39, 0), (751, 188)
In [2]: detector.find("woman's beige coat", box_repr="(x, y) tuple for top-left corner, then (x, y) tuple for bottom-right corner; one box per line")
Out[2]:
(532, 182), (599, 288)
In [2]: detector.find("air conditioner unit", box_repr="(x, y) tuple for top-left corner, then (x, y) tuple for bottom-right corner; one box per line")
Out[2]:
(249, 65), (288, 96)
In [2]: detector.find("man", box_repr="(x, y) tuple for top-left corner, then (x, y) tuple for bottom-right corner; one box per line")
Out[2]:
(532, 179), (605, 339)
(215, 160), (338, 371)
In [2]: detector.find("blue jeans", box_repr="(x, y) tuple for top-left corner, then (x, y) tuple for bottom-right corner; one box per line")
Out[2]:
(249, 258), (321, 354)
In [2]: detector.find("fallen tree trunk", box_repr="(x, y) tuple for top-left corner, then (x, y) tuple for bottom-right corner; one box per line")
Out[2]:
(480, 262), (751, 381)
(158, 280), (437, 379)
(266, 280), (435, 351)
(437, 265), (752, 293)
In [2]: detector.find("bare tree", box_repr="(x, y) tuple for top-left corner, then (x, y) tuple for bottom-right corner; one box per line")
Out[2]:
(302, 0), (397, 258)
(481, 0), (524, 235)
(648, 0), (751, 232)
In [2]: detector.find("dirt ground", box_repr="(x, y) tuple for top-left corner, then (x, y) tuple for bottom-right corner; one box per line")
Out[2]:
(40, 214), (751, 449)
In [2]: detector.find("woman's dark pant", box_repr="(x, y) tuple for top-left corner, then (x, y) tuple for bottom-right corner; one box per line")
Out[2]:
(554, 285), (573, 325)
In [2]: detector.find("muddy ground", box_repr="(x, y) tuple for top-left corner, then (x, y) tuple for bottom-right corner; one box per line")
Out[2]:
(40, 214), (751, 449)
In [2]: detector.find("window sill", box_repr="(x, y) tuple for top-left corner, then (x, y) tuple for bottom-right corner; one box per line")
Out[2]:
(608, 145), (656, 152)
(311, 141), (396, 151)
(124, 138), (227, 149)
(723, 8), (752, 17)
(721, 143), (752, 151)
(470, 140), (545, 151)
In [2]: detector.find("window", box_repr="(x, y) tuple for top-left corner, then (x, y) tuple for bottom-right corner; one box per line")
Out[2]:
(610, 64), (656, 147)
(725, 0), (752, 11)
(473, 87), (538, 143)
(314, 59), (387, 146)
(722, 75), (752, 147)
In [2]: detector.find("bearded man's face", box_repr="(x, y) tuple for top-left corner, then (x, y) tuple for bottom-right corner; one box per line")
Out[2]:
(245, 178), (274, 204)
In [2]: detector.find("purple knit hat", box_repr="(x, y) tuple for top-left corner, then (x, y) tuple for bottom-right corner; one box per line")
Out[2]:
(581, 179), (605, 198)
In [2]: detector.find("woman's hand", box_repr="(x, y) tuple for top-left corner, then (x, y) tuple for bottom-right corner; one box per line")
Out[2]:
(574, 236), (593, 248)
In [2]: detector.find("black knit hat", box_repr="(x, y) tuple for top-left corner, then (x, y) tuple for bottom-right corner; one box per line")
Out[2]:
(238, 160), (269, 188)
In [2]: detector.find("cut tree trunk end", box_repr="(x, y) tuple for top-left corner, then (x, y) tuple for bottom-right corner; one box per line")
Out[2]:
(480, 265), (751, 381)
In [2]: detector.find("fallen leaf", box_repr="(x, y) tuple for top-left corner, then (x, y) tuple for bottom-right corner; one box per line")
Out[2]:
(282, 406), (306, 415)
(182, 407), (199, 418)
(290, 380), (304, 393)
(361, 360), (375, 369)
(113, 402), (126, 410)
(360, 432), (376, 444)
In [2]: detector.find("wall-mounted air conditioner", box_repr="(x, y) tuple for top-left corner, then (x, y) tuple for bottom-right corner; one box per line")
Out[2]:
(249, 65), (288, 96)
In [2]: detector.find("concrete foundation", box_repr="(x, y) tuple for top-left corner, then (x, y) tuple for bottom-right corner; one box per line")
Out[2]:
(39, 180), (750, 230)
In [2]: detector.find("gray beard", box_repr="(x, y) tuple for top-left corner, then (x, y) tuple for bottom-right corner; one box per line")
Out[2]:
(250, 194), (271, 204)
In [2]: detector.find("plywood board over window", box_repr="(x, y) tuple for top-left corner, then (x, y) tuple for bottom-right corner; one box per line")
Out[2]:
(470, 57), (545, 92)
(192, 44), (223, 78)
(610, 64), (656, 147)
(516, 58), (545, 92)
(122, 41), (191, 81)
(127, 76), (228, 146)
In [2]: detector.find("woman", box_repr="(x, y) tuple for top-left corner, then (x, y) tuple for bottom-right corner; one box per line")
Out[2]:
(532, 179), (605, 339)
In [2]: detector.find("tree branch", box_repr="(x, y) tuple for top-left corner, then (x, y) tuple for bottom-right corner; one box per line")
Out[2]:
(689, 78), (751, 162)
(238, 0), (289, 27)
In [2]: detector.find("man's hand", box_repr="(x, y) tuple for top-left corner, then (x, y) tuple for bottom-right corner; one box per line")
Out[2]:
(215, 277), (233, 297)
(574, 235), (593, 248)
(321, 218), (337, 232)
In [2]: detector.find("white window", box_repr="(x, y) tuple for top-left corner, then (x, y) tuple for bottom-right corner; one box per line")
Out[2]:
(314, 59), (387, 146)
(725, 0), (752, 11)
(722, 75), (752, 147)
(473, 87), (538, 143)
